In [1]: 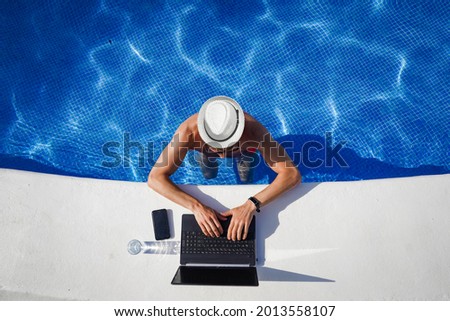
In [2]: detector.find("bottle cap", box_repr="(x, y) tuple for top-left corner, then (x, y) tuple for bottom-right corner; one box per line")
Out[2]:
(127, 239), (142, 255)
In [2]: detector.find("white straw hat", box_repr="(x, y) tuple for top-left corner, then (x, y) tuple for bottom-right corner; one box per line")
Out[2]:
(197, 96), (245, 149)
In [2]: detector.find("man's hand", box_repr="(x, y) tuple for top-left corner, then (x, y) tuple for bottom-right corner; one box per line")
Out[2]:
(221, 200), (256, 241)
(192, 204), (226, 237)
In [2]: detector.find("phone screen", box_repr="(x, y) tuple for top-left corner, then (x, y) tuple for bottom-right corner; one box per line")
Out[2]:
(152, 209), (170, 240)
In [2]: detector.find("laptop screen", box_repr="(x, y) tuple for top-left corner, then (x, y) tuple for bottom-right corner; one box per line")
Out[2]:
(171, 266), (258, 286)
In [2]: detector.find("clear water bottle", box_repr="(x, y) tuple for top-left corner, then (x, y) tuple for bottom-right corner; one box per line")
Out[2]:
(127, 239), (180, 255)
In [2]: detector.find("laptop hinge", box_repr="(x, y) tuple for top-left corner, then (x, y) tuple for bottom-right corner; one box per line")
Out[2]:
(185, 263), (250, 267)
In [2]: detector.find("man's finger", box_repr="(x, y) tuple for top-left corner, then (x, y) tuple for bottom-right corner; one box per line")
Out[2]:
(227, 220), (233, 240)
(202, 218), (216, 237)
(205, 225), (215, 238)
(212, 216), (222, 237)
(221, 211), (232, 217)
(231, 221), (238, 241)
(242, 221), (249, 240)
(216, 212), (228, 221)
(199, 223), (210, 237)
(206, 218), (220, 237)
(236, 222), (244, 241)
(212, 214), (224, 234)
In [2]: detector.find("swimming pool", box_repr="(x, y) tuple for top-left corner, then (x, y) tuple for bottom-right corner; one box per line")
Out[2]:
(1, 0), (448, 184)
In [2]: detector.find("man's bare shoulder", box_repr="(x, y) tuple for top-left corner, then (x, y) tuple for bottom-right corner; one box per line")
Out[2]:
(176, 114), (197, 130)
(173, 114), (199, 147)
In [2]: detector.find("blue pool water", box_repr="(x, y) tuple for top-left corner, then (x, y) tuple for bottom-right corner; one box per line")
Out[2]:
(1, 0), (449, 184)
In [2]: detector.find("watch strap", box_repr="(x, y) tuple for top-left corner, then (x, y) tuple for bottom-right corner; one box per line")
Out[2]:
(248, 196), (261, 213)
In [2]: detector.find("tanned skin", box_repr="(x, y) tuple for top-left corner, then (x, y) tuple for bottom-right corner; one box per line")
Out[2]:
(148, 113), (301, 241)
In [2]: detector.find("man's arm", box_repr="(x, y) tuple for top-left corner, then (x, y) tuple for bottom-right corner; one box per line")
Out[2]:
(252, 129), (301, 206)
(222, 124), (301, 241)
(147, 126), (225, 237)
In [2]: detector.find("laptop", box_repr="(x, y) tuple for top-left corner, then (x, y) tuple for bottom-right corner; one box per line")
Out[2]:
(171, 214), (258, 286)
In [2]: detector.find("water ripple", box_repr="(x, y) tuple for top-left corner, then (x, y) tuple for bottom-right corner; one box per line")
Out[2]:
(0, 0), (448, 183)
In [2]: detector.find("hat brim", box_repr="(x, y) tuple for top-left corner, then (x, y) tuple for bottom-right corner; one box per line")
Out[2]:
(198, 96), (245, 149)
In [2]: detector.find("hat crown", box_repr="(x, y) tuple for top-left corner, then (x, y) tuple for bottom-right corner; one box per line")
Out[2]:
(204, 101), (237, 140)
(197, 96), (245, 149)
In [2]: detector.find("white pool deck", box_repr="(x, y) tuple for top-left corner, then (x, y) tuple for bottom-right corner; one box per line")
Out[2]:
(0, 168), (449, 300)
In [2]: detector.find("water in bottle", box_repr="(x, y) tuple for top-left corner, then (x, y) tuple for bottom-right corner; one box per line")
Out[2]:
(128, 239), (180, 255)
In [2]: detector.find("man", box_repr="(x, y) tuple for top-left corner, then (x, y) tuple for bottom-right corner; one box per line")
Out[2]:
(148, 96), (301, 241)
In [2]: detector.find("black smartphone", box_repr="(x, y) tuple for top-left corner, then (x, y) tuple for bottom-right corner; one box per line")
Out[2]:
(152, 209), (170, 240)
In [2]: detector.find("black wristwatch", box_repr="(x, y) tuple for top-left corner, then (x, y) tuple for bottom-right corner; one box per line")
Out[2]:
(248, 196), (261, 213)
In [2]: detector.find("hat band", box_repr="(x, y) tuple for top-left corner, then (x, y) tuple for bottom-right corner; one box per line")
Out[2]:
(204, 107), (240, 142)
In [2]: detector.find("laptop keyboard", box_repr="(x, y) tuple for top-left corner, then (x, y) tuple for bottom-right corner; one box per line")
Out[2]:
(181, 231), (255, 255)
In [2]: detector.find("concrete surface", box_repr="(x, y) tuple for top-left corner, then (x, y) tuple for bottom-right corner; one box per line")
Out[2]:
(0, 169), (449, 300)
